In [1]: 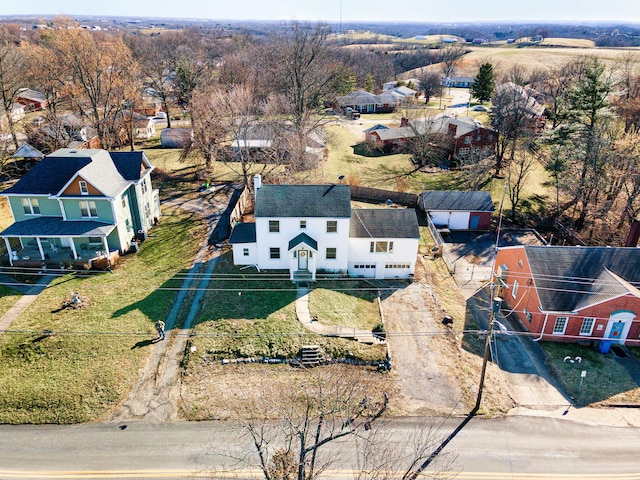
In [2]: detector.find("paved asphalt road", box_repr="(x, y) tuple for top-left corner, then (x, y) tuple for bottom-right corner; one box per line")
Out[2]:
(1, 417), (639, 479)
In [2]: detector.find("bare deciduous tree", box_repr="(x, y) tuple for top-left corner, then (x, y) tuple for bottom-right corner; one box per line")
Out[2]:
(0, 30), (27, 150)
(224, 367), (456, 480)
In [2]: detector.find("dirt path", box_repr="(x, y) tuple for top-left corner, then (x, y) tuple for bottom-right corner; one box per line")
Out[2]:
(109, 189), (231, 422)
(383, 281), (466, 416)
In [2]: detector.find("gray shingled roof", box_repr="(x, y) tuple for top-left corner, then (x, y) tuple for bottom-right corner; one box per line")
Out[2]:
(228, 223), (257, 244)
(350, 208), (419, 239)
(0, 217), (115, 237)
(288, 232), (318, 251)
(420, 191), (495, 212)
(3, 149), (136, 198)
(110, 151), (149, 181)
(524, 246), (640, 312)
(255, 184), (351, 218)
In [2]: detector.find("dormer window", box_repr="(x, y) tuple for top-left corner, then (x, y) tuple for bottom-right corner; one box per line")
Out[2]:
(79, 181), (88, 195)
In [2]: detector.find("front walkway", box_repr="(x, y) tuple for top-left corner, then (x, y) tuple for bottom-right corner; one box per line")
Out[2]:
(0, 274), (54, 335)
(295, 286), (383, 344)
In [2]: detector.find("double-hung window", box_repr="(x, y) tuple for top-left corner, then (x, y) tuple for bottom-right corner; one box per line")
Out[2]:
(79, 200), (98, 218)
(326, 220), (337, 233)
(21, 198), (41, 215)
(269, 220), (280, 233)
(579, 318), (595, 336)
(553, 317), (568, 335)
(79, 181), (89, 195)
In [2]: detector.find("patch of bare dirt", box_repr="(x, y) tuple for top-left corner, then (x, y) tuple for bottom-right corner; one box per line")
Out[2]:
(179, 363), (399, 420)
(382, 258), (514, 417)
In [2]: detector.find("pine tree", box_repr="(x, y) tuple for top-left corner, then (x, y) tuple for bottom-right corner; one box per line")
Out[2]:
(471, 62), (495, 103)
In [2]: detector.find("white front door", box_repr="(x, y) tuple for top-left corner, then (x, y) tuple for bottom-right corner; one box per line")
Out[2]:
(298, 249), (308, 270)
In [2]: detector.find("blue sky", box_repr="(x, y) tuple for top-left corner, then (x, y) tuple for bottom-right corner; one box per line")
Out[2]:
(3, 0), (640, 23)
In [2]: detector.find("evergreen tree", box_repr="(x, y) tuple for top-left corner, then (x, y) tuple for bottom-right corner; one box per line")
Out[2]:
(471, 62), (495, 103)
(365, 73), (375, 92)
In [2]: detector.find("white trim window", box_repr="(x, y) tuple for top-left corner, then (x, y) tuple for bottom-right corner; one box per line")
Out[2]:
(512, 279), (519, 299)
(141, 178), (148, 195)
(553, 317), (568, 335)
(21, 198), (41, 215)
(269, 247), (280, 259)
(269, 220), (279, 233)
(370, 241), (393, 253)
(326, 220), (337, 233)
(299, 220), (306, 229)
(326, 247), (337, 260)
(79, 180), (89, 195)
(79, 200), (98, 218)
(579, 318), (595, 336)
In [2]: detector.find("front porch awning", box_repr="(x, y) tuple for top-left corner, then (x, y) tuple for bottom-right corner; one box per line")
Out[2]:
(288, 232), (318, 251)
(0, 217), (116, 238)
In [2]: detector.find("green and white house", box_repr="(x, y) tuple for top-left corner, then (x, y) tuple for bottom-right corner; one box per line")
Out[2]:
(1, 148), (160, 267)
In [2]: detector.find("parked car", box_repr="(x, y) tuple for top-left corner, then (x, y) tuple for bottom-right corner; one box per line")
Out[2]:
(472, 105), (489, 112)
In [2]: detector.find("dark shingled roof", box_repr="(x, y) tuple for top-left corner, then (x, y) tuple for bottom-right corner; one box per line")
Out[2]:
(288, 232), (318, 251)
(420, 191), (495, 212)
(524, 246), (640, 312)
(228, 223), (256, 244)
(0, 217), (115, 237)
(350, 209), (420, 239)
(110, 151), (147, 181)
(2, 156), (91, 195)
(255, 184), (351, 218)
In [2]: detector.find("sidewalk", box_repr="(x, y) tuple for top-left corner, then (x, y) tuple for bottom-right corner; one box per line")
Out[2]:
(0, 273), (54, 335)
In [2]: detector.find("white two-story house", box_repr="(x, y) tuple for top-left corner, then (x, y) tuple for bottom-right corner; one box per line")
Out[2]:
(229, 176), (420, 281)
(1, 148), (160, 267)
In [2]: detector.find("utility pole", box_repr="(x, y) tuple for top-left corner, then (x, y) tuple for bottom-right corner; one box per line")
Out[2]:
(407, 295), (503, 479)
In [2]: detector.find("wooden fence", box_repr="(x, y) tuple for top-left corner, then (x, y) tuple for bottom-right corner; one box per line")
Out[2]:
(349, 185), (418, 207)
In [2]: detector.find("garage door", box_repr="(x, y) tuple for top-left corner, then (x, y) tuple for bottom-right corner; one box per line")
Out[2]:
(349, 263), (376, 277)
(449, 212), (470, 230)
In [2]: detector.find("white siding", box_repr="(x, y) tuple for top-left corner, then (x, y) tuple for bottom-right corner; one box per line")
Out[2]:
(348, 237), (418, 279)
(255, 217), (350, 272)
(232, 243), (258, 265)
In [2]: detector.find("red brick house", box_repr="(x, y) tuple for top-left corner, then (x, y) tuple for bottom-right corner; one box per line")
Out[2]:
(365, 115), (496, 159)
(495, 246), (640, 347)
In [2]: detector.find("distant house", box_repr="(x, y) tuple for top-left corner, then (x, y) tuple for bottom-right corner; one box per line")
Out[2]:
(365, 115), (497, 159)
(29, 114), (100, 153)
(0, 148), (160, 268)
(385, 85), (417, 103)
(442, 76), (475, 88)
(492, 82), (546, 133)
(494, 246), (640, 347)
(419, 190), (494, 231)
(229, 176), (420, 281)
(16, 89), (49, 112)
(161, 128), (193, 148)
(337, 90), (401, 114)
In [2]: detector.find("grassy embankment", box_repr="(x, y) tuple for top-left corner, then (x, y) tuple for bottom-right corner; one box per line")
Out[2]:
(0, 206), (205, 424)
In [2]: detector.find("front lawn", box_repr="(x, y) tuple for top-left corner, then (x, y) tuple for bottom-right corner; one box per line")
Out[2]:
(0, 284), (22, 319)
(188, 254), (386, 363)
(0, 207), (206, 424)
(543, 342), (640, 406)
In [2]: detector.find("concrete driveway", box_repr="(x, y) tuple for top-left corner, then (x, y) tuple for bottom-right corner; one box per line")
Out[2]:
(441, 229), (545, 298)
(467, 286), (570, 410)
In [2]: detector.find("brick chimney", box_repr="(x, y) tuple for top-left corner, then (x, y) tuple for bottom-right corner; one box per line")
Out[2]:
(625, 219), (640, 247)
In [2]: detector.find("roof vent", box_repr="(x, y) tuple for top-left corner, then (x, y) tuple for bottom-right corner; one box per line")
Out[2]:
(69, 150), (77, 153)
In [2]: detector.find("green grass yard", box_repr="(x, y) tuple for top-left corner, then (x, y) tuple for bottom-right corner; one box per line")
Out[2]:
(0, 207), (205, 424)
(188, 253), (386, 363)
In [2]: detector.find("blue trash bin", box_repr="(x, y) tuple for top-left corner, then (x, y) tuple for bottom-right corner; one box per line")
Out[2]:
(598, 340), (613, 354)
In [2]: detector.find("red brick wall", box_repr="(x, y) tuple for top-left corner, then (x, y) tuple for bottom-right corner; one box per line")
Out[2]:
(495, 246), (640, 345)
